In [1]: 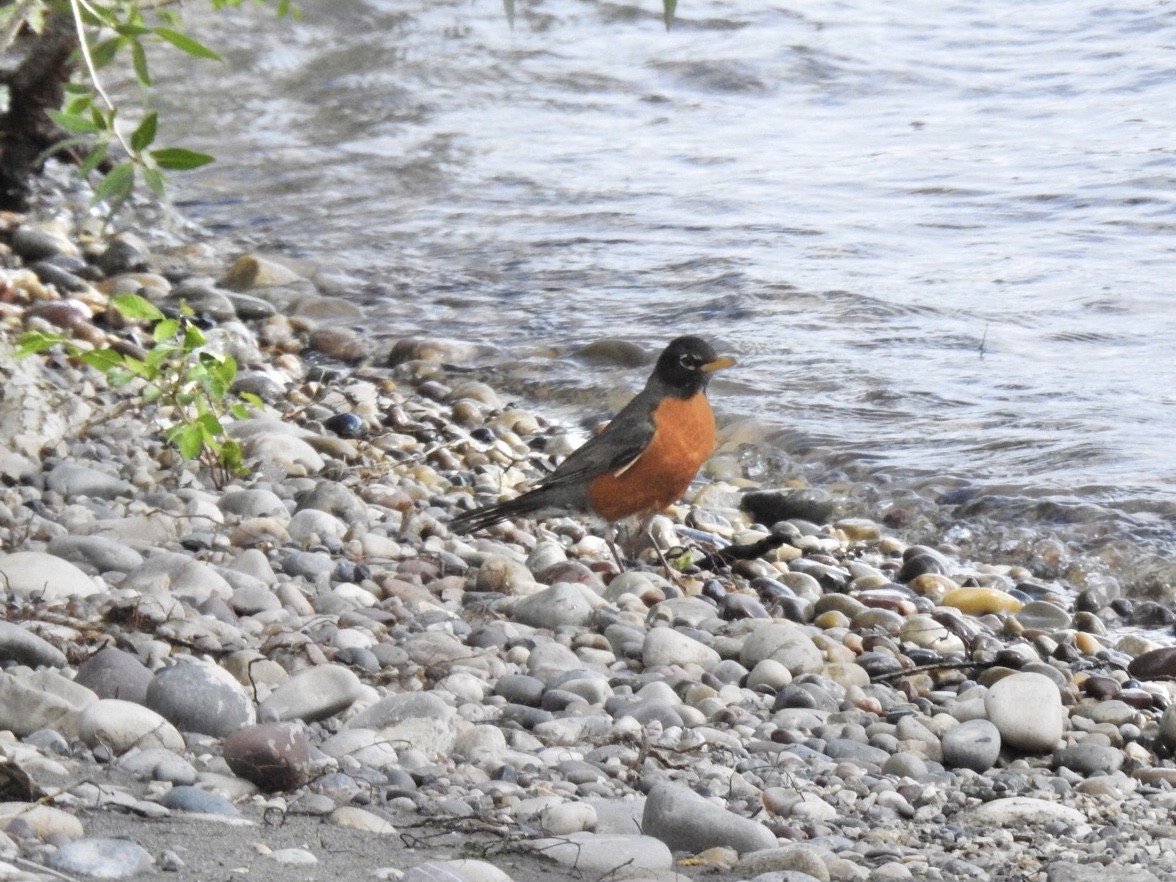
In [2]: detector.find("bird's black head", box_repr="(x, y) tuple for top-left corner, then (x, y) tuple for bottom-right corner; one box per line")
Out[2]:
(650, 335), (736, 397)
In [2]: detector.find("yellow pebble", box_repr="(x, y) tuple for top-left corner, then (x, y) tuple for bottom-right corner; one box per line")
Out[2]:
(909, 573), (959, 603)
(942, 586), (1024, 615)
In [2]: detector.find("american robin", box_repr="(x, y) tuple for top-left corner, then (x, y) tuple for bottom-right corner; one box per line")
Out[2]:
(450, 335), (736, 537)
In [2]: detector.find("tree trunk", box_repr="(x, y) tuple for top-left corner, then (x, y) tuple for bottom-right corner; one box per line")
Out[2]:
(0, 12), (78, 210)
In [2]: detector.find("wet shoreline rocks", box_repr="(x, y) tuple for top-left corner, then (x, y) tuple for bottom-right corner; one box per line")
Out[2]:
(2, 210), (1176, 882)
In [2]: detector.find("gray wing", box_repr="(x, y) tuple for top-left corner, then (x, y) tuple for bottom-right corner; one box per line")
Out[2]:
(535, 403), (655, 490)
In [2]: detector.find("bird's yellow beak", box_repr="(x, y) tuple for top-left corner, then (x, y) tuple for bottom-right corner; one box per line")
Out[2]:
(701, 355), (737, 373)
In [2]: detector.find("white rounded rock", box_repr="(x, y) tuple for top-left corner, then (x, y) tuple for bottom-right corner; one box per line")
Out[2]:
(320, 728), (399, 769)
(967, 796), (1089, 832)
(642, 626), (720, 669)
(403, 860), (513, 882)
(258, 664), (364, 723)
(0, 551), (100, 601)
(540, 801), (597, 835)
(78, 699), (184, 754)
(984, 672), (1065, 752)
(739, 622), (823, 674)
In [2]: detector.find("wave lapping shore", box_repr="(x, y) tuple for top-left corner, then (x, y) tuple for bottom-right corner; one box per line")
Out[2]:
(3, 208), (1176, 882)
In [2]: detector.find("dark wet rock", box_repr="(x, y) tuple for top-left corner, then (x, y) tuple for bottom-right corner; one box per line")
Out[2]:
(11, 224), (77, 261)
(740, 488), (835, 526)
(574, 338), (652, 367)
(309, 326), (371, 362)
(323, 412), (365, 438)
(32, 261), (89, 292)
(1127, 647), (1176, 681)
(223, 723), (311, 791)
(1129, 600), (1176, 627)
(98, 234), (150, 275)
(1083, 676), (1121, 701)
(897, 553), (948, 583)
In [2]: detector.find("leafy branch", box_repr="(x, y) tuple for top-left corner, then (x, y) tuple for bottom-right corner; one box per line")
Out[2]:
(0, 0), (293, 212)
(18, 293), (262, 488)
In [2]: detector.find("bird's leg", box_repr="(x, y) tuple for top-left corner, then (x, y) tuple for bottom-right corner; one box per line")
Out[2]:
(644, 524), (682, 580)
(605, 525), (628, 573)
(642, 517), (684, 583)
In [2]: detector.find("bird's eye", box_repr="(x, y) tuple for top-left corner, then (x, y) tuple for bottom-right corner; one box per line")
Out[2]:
(679, 353), (700, 368)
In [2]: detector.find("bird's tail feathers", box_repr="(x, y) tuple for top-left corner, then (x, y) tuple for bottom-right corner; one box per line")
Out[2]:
(449, 492), (543, 535)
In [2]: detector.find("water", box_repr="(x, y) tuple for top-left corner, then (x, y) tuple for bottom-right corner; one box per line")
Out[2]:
(143, 0), (1176, 590)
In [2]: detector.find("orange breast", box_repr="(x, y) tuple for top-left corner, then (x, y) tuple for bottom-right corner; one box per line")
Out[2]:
(586, 393), (716, 521)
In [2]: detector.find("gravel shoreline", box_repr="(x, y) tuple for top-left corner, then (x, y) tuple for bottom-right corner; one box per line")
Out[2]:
(3, 205), (1176, 882)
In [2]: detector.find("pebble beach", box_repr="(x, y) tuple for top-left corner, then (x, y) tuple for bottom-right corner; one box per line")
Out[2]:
(4, 195), (1176, 882)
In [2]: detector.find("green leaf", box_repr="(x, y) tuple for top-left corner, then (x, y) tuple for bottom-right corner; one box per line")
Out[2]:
(91, 161), (135, 207)
(150, 147), (215, 171)
(78, 2), (119, 28)
(131, 39), (151, 86)
(220, 439), (245, 475)
(182, 323), (207, 351)
(119, 354), (153, 380)
(46, 109), (102, 135)
(174, 423), (205, 460)
(144, 344), (174, 372)
(112, 293), (166, 322)
(90, 35), (122, 69)
(199, 353), (237, 396)
(153, 317), (181, 342)
(214, 354), (238, 385)
(663, 0), (677, 29)
(196, 411), (225, 437)
(116, 22), (151, 38)
(143, 166), (166, 196)
(15, 331), (67, 357)
(130, 111), (157, 153)
(153, 27), (222, 61)
(78, 142), (109, 178)
(79, 348), (126, 373)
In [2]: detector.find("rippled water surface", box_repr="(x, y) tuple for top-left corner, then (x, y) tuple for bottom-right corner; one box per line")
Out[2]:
(149, 0), (1176, 581)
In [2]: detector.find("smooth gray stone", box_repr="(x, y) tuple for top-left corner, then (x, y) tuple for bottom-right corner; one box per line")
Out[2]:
(495, 674), (546, 707)
(76, 647), (153, 703)
(0, 620), (67, 668)
(160, 785), (239, 816)
(257, 664), (363, 723)
(145, 660), (255, 737)
(942, 719), (1001, 772)
(1054, 743), (1124, 776)
(510, 582), (595, 630)
(822, 738), (890, 767)
(46, 534), (144, 574)
(642, 781), (775, 855)
(219, 488), (290, 518)
(45, 461), (133, 500)
(295, 480), (368, 524)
